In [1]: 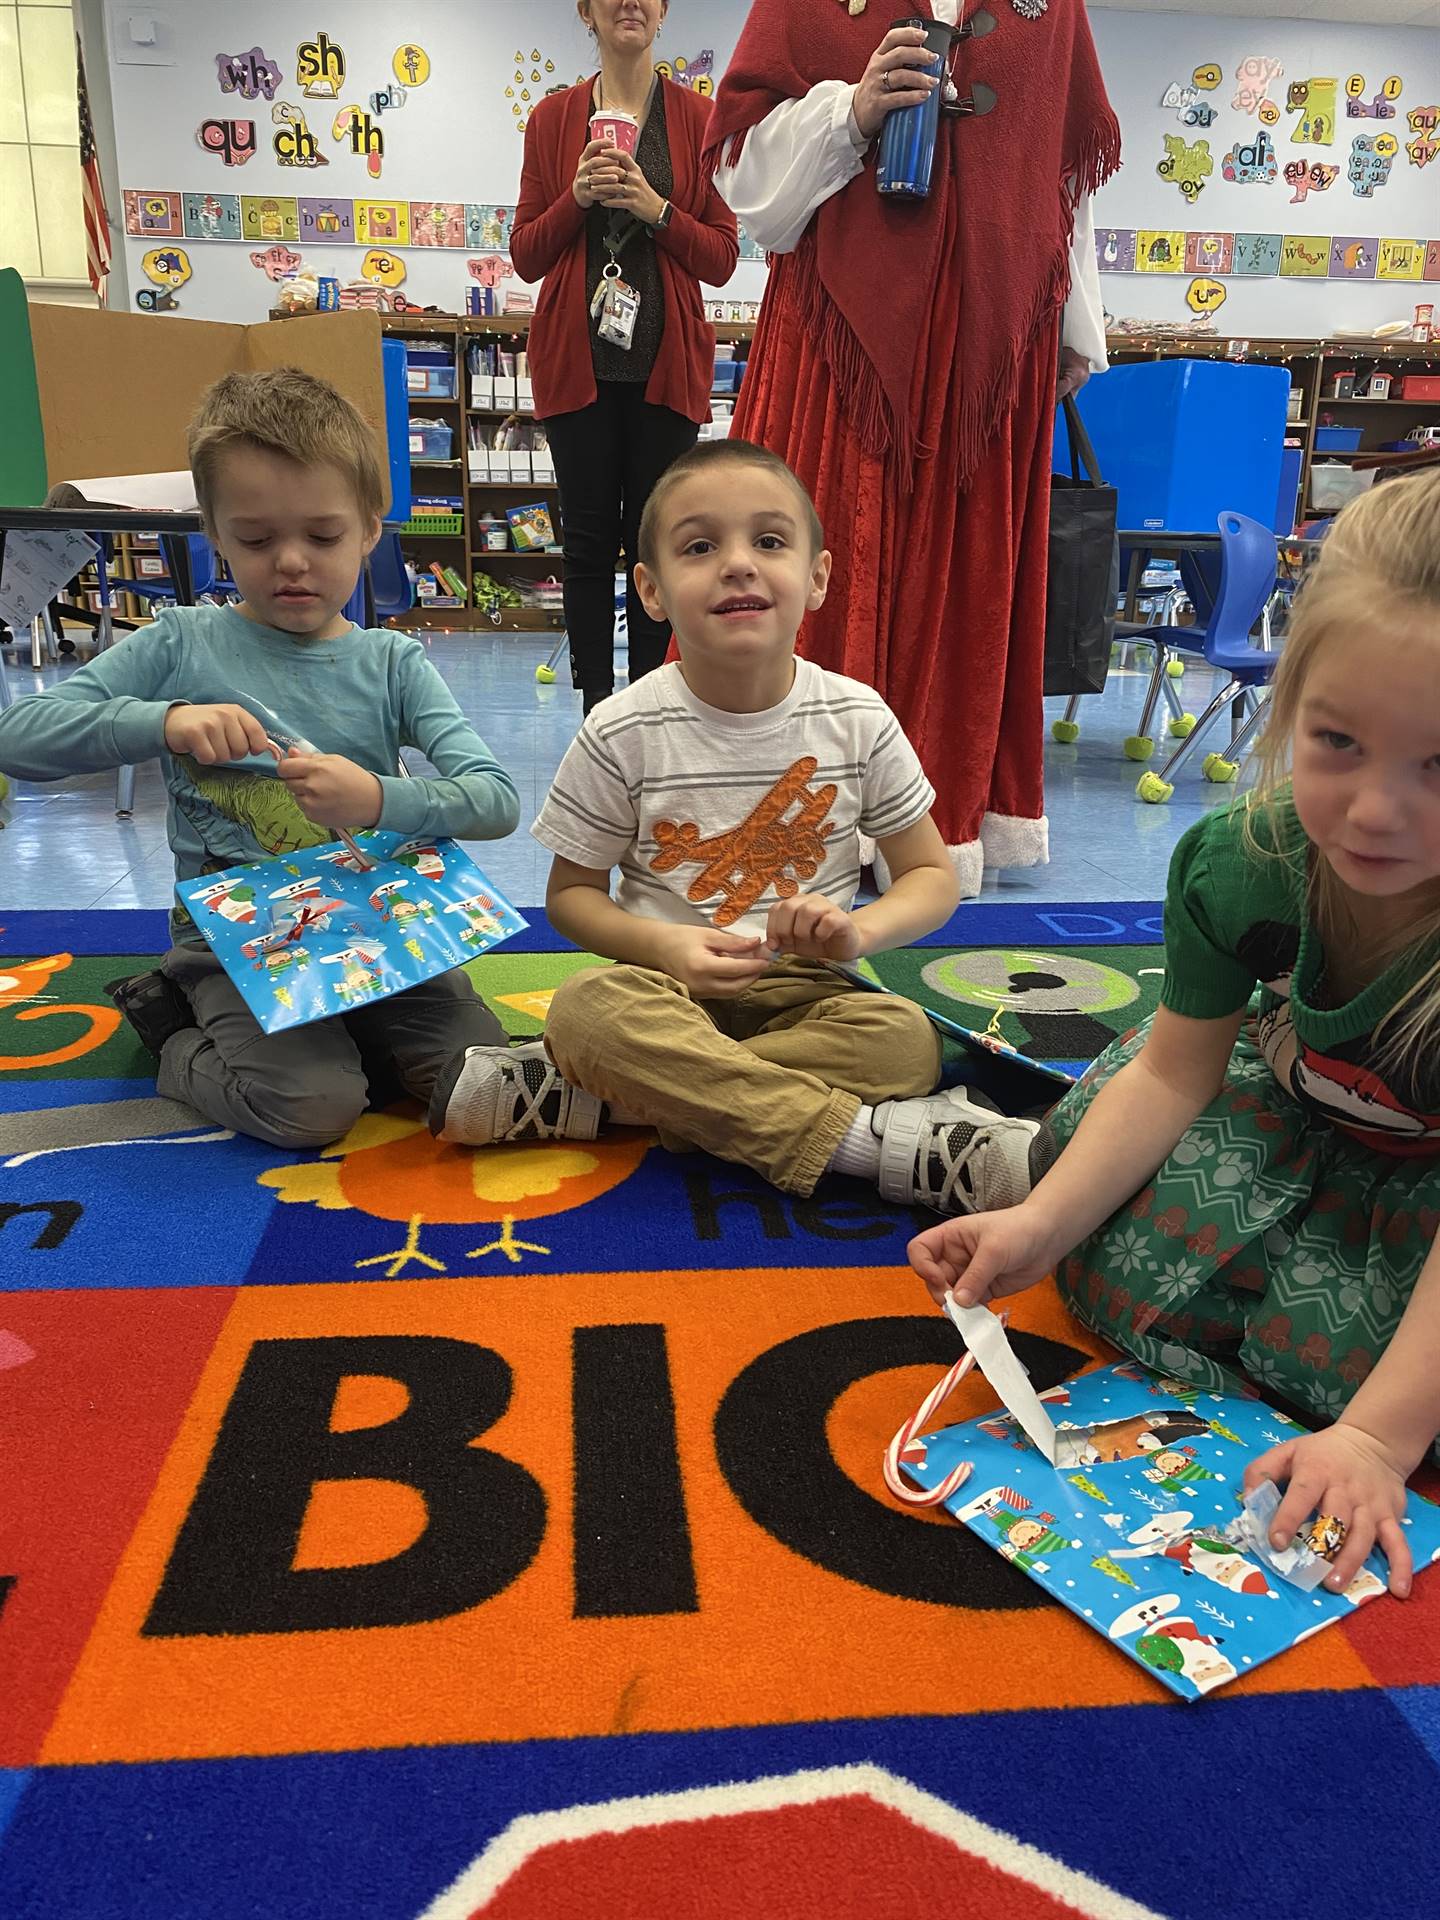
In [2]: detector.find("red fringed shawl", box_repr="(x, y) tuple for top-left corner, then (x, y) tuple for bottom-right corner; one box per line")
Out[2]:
(703, 0), (1120, 487)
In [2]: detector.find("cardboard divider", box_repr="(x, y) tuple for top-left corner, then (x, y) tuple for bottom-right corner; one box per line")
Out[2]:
(22, 299), (386, 495)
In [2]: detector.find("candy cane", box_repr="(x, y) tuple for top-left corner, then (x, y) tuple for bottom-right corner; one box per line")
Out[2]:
(882, 1346), (978, 1507)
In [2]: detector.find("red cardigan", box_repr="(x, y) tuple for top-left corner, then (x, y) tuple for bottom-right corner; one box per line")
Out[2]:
(512, 78), (739, 425)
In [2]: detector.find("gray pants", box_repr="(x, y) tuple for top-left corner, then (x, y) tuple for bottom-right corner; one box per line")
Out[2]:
(157, 943), (505, 1149)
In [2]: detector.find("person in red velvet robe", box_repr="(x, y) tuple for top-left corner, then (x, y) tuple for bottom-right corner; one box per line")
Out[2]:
(706, 0), (1119, 895)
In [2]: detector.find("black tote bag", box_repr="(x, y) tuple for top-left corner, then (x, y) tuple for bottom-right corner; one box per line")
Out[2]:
(1043, 393), (1119, 698)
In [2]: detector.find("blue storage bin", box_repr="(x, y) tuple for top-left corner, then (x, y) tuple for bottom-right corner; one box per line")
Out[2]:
(405, 346), (458, 398)
(408, 419), (454, 460)
(1314, 426), (1363, 452)
(1275, 446), (1304, 535)
(1055, 360), (1290, 533)
(381, 336), (412, 523)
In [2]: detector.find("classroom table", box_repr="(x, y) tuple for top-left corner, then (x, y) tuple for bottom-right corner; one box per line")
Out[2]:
(1116, 528), (1323, 621)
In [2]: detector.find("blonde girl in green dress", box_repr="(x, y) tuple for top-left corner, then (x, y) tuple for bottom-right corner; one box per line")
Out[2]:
(910, 469), (1440, 1602)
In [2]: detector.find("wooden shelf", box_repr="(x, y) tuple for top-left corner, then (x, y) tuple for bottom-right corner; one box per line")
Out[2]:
(467, 478), (560, 490)
(1317, 396), (1440, 407)
(469, 548), (562, 563)
(399, 529), (468, 541)
(408, 393), (461, 406)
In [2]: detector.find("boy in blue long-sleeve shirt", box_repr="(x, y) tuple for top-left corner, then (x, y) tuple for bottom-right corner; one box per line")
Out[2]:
(0, 367), (519, 1148)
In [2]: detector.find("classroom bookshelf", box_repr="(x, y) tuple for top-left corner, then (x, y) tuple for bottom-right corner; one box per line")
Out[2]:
(382, 314), (757, 634)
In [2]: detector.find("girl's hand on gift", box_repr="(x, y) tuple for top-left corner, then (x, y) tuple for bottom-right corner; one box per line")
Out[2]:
(1244, 1422), (1414, 1598)
(764, 893), (862, 962)
(275, 749), (384, 830)
(909, 1206), (1058, 1311)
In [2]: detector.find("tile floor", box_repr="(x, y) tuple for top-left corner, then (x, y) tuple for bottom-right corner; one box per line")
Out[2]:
(0, 631), (1244, 911)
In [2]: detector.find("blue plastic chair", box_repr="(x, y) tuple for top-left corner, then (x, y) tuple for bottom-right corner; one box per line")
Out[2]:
(1131, 510), (1282, 804)
(368, 531), (415, 624)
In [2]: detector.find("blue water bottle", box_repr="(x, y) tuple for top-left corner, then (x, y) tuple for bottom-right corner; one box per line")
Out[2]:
(876, 17), (957, 199)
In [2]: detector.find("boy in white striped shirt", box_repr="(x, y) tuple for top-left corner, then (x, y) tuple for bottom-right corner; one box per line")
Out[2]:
(432, 440), (1038, 1212)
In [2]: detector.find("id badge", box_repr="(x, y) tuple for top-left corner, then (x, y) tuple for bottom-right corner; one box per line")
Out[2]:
(597, 274), (640, 350)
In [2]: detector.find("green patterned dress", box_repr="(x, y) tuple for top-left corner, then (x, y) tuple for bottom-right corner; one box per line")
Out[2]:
(1048, 800), (1440, 1446)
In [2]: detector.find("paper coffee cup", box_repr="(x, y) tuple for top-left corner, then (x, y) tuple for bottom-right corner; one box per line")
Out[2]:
(589, 110), (639, 155)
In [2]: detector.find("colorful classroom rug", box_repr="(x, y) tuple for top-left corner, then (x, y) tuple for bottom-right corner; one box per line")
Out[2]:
(3, 899), (1439, 1920)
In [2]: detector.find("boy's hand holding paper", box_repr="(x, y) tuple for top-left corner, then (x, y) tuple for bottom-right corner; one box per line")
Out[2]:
(163, 701), (271, 764)
(909, 1213), (1057, 1311)
(276, 748), (383, 830)
(763, 891), (863, 963)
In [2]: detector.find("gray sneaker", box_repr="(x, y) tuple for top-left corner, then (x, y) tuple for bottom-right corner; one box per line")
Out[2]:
(429, 1040), (604, 1145)
(874, 1087), (1039, 1215)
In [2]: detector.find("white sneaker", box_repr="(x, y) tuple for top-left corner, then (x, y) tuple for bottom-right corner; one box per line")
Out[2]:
(429, 1040), (604, 1145)
(873, 1087), (1039, 1214)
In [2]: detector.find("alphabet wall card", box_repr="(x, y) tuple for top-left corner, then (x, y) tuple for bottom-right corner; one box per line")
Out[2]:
(360, 248), (406, 289)
(1185, 275), (1227, 316)
(392, 44), (430, 88)
(1284, 159), (1339, 204)
(333, 104), (384, 179)
(296, 31), (346, 100)
(1378, 237), (1424, 282)
(272, 102), (327, 168)
(355, 200), (409, 246)
(466, 204), (515, 251)
(1345, 73), (1402, 120)
(1286, 78), (1338, 146)
(1350, 132), (1399, 197)
(1407, 106), (1439, 170)
(137, 246), (191, 313)
(1184, 231), (1233, 275)
(241, 194), (299, 243)
(1159, 83), (1216, 129)
(1427, 240), (1440, 282)
(183, 190), (241, 241)
(1135, 229), (1184, 272)
(1329, 235), (1378, 280)
(1279, 234), (1330, 278)
(1156, 136), (1213, 203)
(248, 243), (304, 281)
(466, 254), (514, 291)
(197, 118), (257, 167)
(1096, 227), (1137, 273)
(1192, 63), (1221, 93)
(1232, 56), (1283, 118)
(369, 85), (408, 117)
(215, 47), (282, 102)
(411, 202), (464, 248)
(1221, 132), (1277, 186)
(654, 49), (715, 96)
(122, 189), (182, 236)
(736, 220), (767, 264)
(1232, 231), (1283, 276)
(298, 196), (353, 243)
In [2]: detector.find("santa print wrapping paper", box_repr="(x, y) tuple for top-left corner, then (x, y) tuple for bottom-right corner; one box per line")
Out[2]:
(899, 1362), (1440, 1701)
(175, 831), (526, 1033)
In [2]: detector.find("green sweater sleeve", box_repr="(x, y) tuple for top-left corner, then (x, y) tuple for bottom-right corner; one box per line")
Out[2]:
(1159, 809), (1262, 1020)
(376, 637), (521, 842)
(0, 610), (185, 779)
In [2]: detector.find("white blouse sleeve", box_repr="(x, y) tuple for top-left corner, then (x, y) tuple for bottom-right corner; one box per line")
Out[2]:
(1062, 194), (1109, 373)
(713, 81), (868, 257)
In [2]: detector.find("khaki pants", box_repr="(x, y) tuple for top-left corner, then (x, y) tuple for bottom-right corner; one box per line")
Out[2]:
(544, 959), (942, 1196)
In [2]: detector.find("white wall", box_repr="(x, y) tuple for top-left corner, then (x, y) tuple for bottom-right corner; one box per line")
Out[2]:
(1088, 10), (1439, 336)
(103, 0), (763, 323)
(102, 2), (1437, 336)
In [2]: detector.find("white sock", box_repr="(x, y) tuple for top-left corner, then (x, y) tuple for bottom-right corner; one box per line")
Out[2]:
(827, 1105), (880, 1179)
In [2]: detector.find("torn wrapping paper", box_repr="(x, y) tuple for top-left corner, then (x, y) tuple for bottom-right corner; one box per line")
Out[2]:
(887, 1307), (1440, 1699)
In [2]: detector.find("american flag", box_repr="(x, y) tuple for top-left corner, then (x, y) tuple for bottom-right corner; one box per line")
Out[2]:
(76, 34), (111, 299)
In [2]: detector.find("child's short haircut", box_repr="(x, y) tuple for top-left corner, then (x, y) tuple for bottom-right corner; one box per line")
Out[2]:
(188, 366), (387, 529)
(637, 438), (824, 571)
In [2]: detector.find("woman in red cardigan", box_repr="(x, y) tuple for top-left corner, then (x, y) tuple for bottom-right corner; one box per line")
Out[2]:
(513, 0), (739, 714)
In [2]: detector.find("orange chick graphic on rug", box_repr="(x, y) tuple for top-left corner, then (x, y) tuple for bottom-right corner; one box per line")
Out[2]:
(260, 1106), (651, 1273)
(0, 952), (120, 1069)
